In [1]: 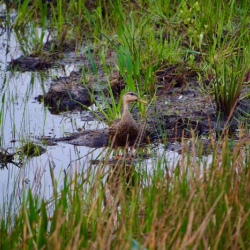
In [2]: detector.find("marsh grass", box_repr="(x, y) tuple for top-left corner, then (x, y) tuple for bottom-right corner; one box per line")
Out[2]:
(2, 136), (250, 249)
(0, 94), (5, 135)
(212, 58), (248, 117)
(208, 20), (250, 116)
(80, 48), (149, 124)
(79, 51), (123, 124)
(2, 0), (250, 249)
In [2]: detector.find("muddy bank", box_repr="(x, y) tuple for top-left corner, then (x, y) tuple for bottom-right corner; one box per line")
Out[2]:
(54, 129), (109, 148)
(8, 39), (78, 71)
(36, 47), (117, 114)
(8, 37), (117, 72)
(10, 36), (246, 150)
(42, 74), (92, 114)
(38, 68), (117, 114)
(49, 63), (250, 151)
(146, 63), (250, 140)
(0, 141), (46, 168)
(0, 150), (19, 168)
(8, 55), (53, 71)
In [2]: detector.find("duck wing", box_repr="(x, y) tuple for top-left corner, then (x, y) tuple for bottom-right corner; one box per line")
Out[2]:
(108, 118), (121, 136)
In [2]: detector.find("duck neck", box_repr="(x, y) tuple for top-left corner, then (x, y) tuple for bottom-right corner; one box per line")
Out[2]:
(123, 101), (129, 112)
(122, 101), (131, 118)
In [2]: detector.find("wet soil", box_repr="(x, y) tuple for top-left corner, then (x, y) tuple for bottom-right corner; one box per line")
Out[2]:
(42, 60), (250, 152)
(0, 149), (20, 168)
(8, 39), (77, 71)
(8, 36), (250, 153)
(8, 55), (53, 71)
(36, 49), (117, 114)
(42, 74), (92, 114)
(147, 63), (250, 141)
(0, 142), (46, 169)
(54, 129), (109, 148)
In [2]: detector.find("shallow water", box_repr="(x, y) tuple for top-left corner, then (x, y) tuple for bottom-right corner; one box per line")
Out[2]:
(0, 5), (108, 202)
(0, 5), (181, 205)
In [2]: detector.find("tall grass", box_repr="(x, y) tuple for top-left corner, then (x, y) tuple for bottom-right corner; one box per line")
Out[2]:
(2, 0), (250, 249)
(0, 93), (5, 146)
(209, 30), (250, 116)
(212, 56), (249, 117)
(2, 137), (250, 249)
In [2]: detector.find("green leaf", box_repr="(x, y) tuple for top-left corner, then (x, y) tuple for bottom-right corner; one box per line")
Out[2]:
(125, 47), (133, 76)
(37, 200), (48, 249)
(87, 47), (98, 74)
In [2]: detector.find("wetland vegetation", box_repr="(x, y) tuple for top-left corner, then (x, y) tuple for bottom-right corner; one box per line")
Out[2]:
(1, 0), (250, 249)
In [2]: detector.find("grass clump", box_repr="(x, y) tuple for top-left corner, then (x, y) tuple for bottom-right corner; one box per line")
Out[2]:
(212, 58), (249, 117)
(2, 138), (250, 249)
(2, 0), (250, 249)
(19, 141), (46, 157)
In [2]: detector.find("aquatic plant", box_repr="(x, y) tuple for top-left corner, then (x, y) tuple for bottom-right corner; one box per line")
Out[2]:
(1, 0), (250, 249)
(2, 136), (250, 249)
(212, 59), (249, 117)
(210, 36), (250, 117)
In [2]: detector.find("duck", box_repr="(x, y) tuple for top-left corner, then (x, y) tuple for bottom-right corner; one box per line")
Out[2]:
(108, 91), (147, 158)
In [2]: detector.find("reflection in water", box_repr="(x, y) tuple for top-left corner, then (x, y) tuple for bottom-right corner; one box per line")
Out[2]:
(0, 6), (108, 203)
(0, 5), (182, 210)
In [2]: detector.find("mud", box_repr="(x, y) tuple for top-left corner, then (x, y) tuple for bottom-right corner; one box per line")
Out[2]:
(8, 39), (78, 71)
(41, 39), (76, 54)
(0, 149), (20, 168)
(51, 63), (250, 151)
(37, 49), (117, 114)
(39, 68), (116, 114)
(0, 143), (46, 168)
(9, 35), (250, 153)
(54, 129), (109, 148)
(42, 75), (91, 114)
(147, 62), (250, 141)
(8, 55), (53, 71)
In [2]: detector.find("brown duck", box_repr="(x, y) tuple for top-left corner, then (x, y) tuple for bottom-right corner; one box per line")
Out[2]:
(109, 91), (147, 158)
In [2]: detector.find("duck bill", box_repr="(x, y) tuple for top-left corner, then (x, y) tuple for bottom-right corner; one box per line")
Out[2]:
(137, 98), (147, 104)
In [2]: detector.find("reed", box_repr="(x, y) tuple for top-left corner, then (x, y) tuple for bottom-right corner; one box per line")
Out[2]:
(1, 1), (250, 249)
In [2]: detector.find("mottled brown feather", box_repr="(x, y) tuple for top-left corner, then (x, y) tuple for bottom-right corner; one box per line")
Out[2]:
(108, 92), (146, 147)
